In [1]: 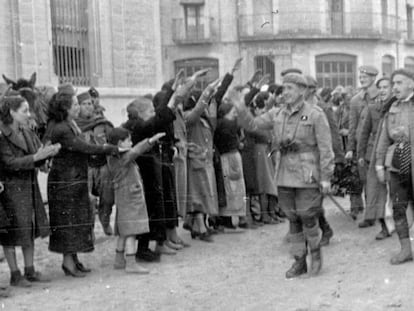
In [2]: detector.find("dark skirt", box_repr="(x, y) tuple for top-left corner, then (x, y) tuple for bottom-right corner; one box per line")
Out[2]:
(48, 168), (94, 254)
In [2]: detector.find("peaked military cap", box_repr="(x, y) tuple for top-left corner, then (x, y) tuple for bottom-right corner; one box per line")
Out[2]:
(77, 91), (92, 104)
(282, 73), (307, 87)
(281, 68), (303, 77)
(359, 66), (379, 76)
(375, 76), (391, 87)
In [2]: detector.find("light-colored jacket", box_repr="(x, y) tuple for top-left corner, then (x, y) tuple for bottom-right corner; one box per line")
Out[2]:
(107, 139), (152, 237)
(238, 100), (334, 188)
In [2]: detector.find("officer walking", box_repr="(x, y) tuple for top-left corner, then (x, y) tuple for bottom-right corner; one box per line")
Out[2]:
(233, 73), (334, 278)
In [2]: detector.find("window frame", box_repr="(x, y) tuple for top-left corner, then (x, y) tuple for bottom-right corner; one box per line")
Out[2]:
(315, 53), (357, 88)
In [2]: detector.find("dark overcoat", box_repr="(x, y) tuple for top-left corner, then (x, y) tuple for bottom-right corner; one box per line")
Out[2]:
(0, 123), (49, 247)
(46, 120), (117, 254)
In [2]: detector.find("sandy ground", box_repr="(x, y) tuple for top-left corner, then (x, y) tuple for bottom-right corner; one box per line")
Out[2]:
(0, 195), (414, 311)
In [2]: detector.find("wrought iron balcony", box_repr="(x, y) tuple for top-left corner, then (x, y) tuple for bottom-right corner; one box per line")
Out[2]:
(172, 17), (218, 44)
(238, 12), (403, 41)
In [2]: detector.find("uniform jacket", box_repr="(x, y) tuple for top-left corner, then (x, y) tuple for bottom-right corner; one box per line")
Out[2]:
(347, 87), (379, 152)
(357, 98), (385, 162)
(0, 123), (49, 246)
(108, 139), (152, 236)
(238, 99), (335, 188)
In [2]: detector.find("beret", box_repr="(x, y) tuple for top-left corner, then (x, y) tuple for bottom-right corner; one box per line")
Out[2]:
(391, 68), (414, 81)
(57, 83), (77, 96)
(359, 65), (379, 76)
(305, 75), (318, 88)
(77, 91), (92, 104)
(282, 73), (307, 87)
(281, 68), (302, 77)
(375, 76), (391, 87)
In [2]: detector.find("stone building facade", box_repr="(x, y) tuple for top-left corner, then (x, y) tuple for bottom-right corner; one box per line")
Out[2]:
(161, 0), (414, 88)
(0, 0), (162, 125)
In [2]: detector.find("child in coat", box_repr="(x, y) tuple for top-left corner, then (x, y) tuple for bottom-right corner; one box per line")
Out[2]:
(107, 127), (165, 274)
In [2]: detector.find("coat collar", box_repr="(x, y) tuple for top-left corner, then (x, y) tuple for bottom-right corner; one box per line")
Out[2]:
(0, 122), (33, 153)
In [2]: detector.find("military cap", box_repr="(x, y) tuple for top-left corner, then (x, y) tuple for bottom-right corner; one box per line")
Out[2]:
(305, 75), (318, 88)
(391, 68), (414, 81)
(359, 66), (379, 76)
(331, 85), (345, 96)
(282, 73), (307, 87)
(281, 68), (303, 77)
(375, 76), (391, 87)
(77, 91), (92, 104)
(57, 83), (77, 96)
(88, 86), (99, 98)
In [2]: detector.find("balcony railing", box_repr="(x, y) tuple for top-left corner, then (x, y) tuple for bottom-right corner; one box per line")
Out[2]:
(238, 12), (403, 41)
(172, 17), (217, 44)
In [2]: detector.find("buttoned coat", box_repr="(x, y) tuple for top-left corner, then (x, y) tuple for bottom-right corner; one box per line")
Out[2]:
(0, 123), (49, 247)
(184, 95), (218, 215)
(238, 101), (334, 188)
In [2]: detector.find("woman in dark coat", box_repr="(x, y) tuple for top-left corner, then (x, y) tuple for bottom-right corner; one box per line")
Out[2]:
(44, 84), (119, 277)
(0, 95), (60, 287)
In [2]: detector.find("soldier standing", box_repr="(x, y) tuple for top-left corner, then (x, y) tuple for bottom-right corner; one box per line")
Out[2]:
(376, 69), (414, 265)
(345, 66), (379, 222)
(234, 73), (334, 278)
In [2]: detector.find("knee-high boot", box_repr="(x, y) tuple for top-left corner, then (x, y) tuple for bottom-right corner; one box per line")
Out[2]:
(285, 231), (307, 278)
(391, 215), (413, 265)
(303, 221), (322, 276)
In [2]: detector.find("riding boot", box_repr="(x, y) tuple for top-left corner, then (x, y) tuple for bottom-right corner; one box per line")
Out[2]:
(319, 213), (333, 246)
(303, 222), (322, 276)
(391, 238), (413, 265)
(285, 255), (307, 279)
(375, 218), (391, 240)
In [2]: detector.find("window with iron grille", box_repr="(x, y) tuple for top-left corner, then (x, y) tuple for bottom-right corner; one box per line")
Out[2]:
(184, 4), (204, 41)
(254, 56), (275, 84)
(315, 54), (356, 88)
(174, 58), (219, 90)
(50, 0), (90, 86)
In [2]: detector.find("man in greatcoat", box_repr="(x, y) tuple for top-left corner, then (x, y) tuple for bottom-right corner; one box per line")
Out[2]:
(376, 68), (414, 265)
(357, 77), (393, 240)
(345, 66), (380, 222)
(235, 73), (334, 278)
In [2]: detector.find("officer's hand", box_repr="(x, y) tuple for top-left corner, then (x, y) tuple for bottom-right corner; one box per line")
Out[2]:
(345, 151), (353, 160)
(320, 181), (331, 195)
(376, 166), (386, 183)
(358, 158), (365, 167)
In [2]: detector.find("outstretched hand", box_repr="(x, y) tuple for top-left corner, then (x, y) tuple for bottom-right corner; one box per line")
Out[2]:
(191, 68), (210, 80)
(226, 87), (245, 111)
(248, 69), (262, 86)
(231, 57), (243, 75)
(150, 132), (166, 144)
(255, 73), (271, 89)
(172, 69), (185, 91)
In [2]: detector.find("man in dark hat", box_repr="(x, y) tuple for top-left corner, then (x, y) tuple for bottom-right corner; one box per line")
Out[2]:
(345, 65), (380, 222)
(357, 76), (393, 240)
(235, 73), (334, 278)
(376, 68), (414, 265)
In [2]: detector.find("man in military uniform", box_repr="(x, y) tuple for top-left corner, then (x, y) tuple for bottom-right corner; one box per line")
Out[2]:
(234, 73), (334, 278)
(345, 66), (380, 222)
(304, 75), (345, 246)
(376, 69), (414, 265)
(357, 77), (393, 240)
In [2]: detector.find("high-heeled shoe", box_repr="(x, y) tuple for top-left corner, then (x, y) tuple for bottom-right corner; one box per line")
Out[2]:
(72, 254), (91, 273)
(62, 265), (86, 278)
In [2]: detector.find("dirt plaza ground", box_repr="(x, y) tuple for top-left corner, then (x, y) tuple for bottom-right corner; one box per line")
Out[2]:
(0, 195), (414, 311)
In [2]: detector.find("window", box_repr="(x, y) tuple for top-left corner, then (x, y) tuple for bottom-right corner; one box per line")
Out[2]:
(254, 56), (275, 84)
(408, 5), (413, 40)
(184, 4), (204, 41)
(404, 56), (414, 72)
(315, 54), (357, 88)
(382, 55), (395, 77)
(174, 58), (219, 89)
(50, 0), (90, 86)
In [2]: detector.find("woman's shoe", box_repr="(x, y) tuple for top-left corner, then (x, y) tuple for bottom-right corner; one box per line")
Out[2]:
(198, 232), (214, 243)
(10, 270), (31, 288)
(165, 240), (184, 250)
(72, 254), (92, 273)
(24, 266), (51, 283)
(62, 265), (86, 278)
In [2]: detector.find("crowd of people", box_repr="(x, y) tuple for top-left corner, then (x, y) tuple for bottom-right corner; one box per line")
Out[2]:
(0, 57), (413, 295)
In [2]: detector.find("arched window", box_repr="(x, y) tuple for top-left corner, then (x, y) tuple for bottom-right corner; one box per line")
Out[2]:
(382, 55), (395, 77)
(404, 56), (414, 72)
(254, 56), (275, 84)
(174, 58), (219, 89)
(315, 54), (357, 88)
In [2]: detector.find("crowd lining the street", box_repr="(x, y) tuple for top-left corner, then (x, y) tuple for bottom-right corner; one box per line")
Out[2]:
(0, 57), (413, 297)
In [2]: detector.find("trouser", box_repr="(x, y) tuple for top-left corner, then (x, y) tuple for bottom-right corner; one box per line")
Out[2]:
(389, 172), (413, 240)
(350, 193), (364, 214)
(278, 187), (322, 257)
(162, 162), (178, 230)
(89, 165), (114, 229)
